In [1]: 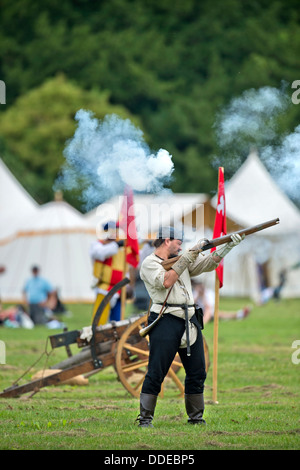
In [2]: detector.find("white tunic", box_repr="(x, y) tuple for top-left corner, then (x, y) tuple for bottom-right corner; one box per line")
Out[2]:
(140, 252), (219, 347)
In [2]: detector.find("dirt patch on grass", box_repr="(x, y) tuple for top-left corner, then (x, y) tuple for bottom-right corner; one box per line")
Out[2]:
(204, 439), (226, 448)
(231, 383), (283, 393)
(210, 428), (300, 436)
(79, 404), (121, 410)
(135, 443), (153, 450)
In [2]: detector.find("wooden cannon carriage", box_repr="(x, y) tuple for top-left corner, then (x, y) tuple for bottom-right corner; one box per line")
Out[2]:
(0, 279), (209, 399)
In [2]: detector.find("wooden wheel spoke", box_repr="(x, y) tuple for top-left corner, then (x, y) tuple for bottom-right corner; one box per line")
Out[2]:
(171, 359), (182, 368)
(123, 342), (149, 358)
(167, 366), (184, 395)
(121, 359), (149, 373)
(133, 373), (147, 391)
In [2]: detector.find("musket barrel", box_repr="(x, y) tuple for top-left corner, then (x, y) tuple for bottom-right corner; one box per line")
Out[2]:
(161, 217), (280, 271)
(204, 217), (280, 249)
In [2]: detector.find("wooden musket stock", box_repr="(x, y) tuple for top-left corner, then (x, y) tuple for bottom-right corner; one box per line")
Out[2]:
(161, 217), (280, 271)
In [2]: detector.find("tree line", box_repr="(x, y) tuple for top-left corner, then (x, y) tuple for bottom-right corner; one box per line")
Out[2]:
(0, 0), (299, 210)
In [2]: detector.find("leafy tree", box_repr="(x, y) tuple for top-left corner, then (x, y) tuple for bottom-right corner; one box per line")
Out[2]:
(0, 0), (299, 203)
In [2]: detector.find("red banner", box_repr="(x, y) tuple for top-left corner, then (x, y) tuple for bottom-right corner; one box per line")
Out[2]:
(211, 167), (227, 288)
(119, 185), (139, 268)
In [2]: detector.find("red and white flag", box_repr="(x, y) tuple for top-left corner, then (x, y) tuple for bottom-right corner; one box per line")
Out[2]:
(211, 167), (227, 288)
(119, 185), (139, 268)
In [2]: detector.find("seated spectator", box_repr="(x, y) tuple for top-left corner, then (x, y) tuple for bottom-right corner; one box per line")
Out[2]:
(23, 266), (55, 325)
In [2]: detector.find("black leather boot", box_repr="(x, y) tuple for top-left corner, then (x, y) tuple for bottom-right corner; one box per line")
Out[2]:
(137, 392), (157, 428)
(185, 393), (206, 425)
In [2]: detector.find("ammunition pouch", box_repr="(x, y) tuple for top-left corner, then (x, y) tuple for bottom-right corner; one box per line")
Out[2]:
(194, 304), (204, 330)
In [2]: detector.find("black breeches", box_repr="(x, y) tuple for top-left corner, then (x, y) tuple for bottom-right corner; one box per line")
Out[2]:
(141, 312), (207, 396)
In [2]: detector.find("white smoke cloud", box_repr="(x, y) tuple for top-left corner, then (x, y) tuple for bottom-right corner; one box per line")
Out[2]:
(260, 125), (300, 202)
(214, 85), (289, 163)
(213, 83), (300, 204)
(56, 111), (174, 209)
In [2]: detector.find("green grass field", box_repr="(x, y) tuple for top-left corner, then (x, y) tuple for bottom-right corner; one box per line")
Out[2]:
(0, 297), (299, 451)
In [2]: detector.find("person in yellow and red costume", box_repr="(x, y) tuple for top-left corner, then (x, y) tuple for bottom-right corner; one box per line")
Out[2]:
(90, 221), (125, 325)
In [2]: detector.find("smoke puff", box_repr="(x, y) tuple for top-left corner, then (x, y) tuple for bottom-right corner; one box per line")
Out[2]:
(260, 124), (300, 202)
(213, 84), (300, 205)
(214, 85), (289, 152)
(56, 111), (174, 209)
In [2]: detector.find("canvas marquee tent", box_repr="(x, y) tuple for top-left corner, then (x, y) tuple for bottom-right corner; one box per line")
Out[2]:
(0, 196), (97, 303)
(0, 158), (38, 217)
(0, 159), (209, 304)
(219, 149), (300, 237)
(0, 158), (39, 244)
(1, 152), (299, 305)
(0, 158), (103, 303)
(207, 150), (300, 300)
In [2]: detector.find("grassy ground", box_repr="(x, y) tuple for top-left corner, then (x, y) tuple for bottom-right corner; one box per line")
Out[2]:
(0, 297), (299, 451)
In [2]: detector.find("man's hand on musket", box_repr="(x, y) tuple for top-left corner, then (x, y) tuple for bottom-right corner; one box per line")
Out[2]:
(163, 238), (215, 287)
(162, 234), (245, 288)
(212, 233), (245, 262)
(170, 248), (198, 274)
(192, 238), (211, 252)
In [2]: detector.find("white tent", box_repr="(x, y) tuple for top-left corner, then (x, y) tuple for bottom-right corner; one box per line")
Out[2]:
(221, 149), (300, 237)
(0, 158), (39, 243)
(0, 161), (208, 304)
(0, 158), (38, 217)
(2, 152), (298, 305)
(0, 199), (96, 303)
(209, 150), (300, 300)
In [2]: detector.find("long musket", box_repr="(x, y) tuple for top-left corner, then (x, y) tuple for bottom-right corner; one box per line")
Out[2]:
(139, 217), (279, 337)
(161, 217), (280, 271)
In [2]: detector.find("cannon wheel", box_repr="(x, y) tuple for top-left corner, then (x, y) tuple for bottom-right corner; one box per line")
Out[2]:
(114, 314), (210, 398)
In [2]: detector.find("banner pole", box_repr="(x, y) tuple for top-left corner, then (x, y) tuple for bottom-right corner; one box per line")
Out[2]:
(212, 271), (220, 404)
(121, 241), (127, 321)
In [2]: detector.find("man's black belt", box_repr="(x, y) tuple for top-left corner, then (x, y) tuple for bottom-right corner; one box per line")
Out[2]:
(156, 302), (194, 309)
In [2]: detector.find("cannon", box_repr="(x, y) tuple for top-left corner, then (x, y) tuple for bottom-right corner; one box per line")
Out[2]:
(0, 279), (209, 399)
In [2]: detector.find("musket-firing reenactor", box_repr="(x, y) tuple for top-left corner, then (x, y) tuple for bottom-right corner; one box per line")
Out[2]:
(136, 226), (244, 427)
